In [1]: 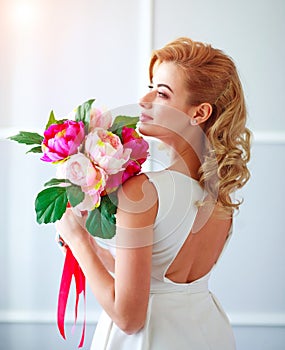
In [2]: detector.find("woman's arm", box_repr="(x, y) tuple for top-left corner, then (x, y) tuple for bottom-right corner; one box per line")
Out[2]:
(55, 174), (158, 334)
(89, 238), (115, 273)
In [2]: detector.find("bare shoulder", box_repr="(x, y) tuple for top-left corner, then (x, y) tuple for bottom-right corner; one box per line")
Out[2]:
(117, 173), (158, 228)
(118, 173), (157, 210)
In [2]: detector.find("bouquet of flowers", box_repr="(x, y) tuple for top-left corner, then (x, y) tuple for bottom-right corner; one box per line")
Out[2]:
(9, 99), (149, 347)
(9, 99), (149, 238)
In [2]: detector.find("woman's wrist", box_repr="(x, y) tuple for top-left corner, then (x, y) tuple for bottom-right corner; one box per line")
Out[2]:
(69, 232), (93, 258)
(64, 224), (90, 250)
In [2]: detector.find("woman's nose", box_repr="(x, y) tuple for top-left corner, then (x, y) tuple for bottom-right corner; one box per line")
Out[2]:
(139, 90), (155, 109)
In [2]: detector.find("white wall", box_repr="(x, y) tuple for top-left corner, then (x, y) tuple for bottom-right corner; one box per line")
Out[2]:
(1, 0), (285, 349)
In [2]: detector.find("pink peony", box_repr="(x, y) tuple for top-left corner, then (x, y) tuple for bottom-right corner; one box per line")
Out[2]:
(58, 153), (107, 209)
(73, 192), (102, 212)
(85, 128), (131, 175)
(41, 120), (85, 162)
(89, 108), (112, 131)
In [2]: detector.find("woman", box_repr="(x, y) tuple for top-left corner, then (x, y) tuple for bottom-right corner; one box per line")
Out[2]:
(56, 37), (251, 349)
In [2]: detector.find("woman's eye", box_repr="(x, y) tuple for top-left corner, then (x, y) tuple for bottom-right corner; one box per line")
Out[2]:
(147, 85), (168, 98)
(157, 91), (168, 98)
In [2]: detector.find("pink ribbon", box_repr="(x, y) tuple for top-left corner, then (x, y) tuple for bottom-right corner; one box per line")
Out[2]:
(57, 246), (86, 348)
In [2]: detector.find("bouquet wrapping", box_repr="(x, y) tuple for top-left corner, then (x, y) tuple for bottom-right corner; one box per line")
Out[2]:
(9, 99), (149, 347)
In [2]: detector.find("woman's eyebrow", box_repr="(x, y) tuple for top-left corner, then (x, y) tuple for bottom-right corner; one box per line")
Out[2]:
(157, 83), (174, 93)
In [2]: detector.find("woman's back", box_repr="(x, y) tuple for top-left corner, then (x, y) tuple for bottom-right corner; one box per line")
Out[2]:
(146, 170), (231, 287)
(165, 185), (232, 283)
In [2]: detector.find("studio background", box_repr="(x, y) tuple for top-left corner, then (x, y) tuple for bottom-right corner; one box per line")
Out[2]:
(0, 0), (284, 349)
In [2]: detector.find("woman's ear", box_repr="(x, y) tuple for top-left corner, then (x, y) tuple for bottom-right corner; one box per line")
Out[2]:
(189, 103), (212, 125)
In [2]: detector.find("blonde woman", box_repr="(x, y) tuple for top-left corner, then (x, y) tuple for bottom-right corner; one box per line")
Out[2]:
(56, 37), (251, 349)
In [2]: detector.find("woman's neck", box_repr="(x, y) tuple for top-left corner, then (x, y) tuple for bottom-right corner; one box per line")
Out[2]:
(167, 146), (202, 181)
(159, 126), (205, 181)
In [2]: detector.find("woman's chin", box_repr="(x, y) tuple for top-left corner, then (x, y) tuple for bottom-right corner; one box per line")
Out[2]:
(138, 122), (151, 136)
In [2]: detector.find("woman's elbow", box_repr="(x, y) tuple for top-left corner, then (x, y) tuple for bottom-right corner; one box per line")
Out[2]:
(116, 317), (145, 335)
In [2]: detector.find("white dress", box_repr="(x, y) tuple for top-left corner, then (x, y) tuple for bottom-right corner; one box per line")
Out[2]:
(91, 170), (236, 350)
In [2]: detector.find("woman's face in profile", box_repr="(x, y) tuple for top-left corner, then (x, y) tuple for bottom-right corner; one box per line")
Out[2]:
(139, 61), (196, 140)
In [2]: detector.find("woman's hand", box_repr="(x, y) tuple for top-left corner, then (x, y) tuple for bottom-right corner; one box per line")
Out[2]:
(55, 208), (89, 248)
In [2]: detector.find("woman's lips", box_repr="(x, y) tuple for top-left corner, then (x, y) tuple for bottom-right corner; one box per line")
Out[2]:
(140, 113), (153, 122)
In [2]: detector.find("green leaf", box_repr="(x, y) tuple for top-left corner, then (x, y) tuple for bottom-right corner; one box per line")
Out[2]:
(109, 115), (139, 138)
(35, 187), (68, 224)
(45, 110), (68, 130)
(86, 192), (118, 238)
(75, 99), (95, 126)
(26, 146), (43, 154)
(45, 110), (56, 130)
(66, 185), (84, 207)
(44, 178), (71, 187)
(8, 131), (44, 145)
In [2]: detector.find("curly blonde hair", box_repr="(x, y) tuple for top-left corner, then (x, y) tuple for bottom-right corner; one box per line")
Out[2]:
(149, 37), (251, 213)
